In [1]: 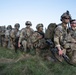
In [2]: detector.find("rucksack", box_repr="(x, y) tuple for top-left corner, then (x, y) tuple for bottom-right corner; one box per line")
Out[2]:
(45, 23), (57, 42)
(0, 26), (6, 36)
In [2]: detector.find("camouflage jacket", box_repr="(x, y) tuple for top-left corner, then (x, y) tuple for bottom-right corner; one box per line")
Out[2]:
(65, 28), (76, 50)
(31, 31), (46, 48)
(19, 27), (34, 43)
(10, 28), (20, 39)
(5, 29), (11, 41)
(54, 23), (68, 48)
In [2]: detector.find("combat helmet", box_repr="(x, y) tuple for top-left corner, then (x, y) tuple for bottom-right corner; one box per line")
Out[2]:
(14, 23), (20, 28)
(25, 21), (32, 26)
(61, 10), (72, 21)
(70, 19), (76, 24)
(36, 23), (43, 29)
(70, 19), (76, 27)
(7, 25), (12, 30)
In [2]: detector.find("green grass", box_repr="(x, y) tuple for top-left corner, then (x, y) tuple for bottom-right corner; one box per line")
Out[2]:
(0, 46), (76, 75)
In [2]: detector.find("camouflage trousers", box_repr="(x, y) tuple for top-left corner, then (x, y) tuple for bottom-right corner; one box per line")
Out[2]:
(10, 38), (15, 50)
(56, 48), (76, 64)
(66, 49), (76, 64)
(21, 39), (33, 52)
(71, 50), (76, 64)
(65, 43), (76, 64)
(3, 36), (10, 48)
(22, 40), (27, 52)
(33, 39), (48, 56)
(3, 41), (8, 48)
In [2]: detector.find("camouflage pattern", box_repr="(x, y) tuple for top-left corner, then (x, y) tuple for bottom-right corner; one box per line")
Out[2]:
(65, 28), (76, 64)
(61, 10), (71, 21)
(36, 23), (43, 29)
(4, 25), (12, 48)
(45, 23), (57, 41)
(54, 11), (71, 60)
(14, 23), (20, 28)
(54, 23), (68, 61)
(54, 23), (68, 48)
(64, 19), (76, 64)
(31, 31), (45, 48)
(31, 31), (46, 55)
(30, 23), (47, 55)
(25, 21), (32, 26)
(10, 23), (20, 50)
(0, 26), (6, 46)
(19, 27), (34, 52)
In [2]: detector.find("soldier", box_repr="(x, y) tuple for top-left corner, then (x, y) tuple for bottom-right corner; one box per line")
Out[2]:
(0, 26), (6, 47)
(65, 19), (76, 64)
(54, 11), (71, 61)
(10, 23), (20, 52)
(4, 25), (12, 48)
(18, 21), (34, 53)
(31, 23), (46, 56)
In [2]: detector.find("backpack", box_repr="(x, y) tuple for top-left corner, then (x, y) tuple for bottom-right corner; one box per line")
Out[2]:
(0, 26), (6, 36)
(45, 23), (57, 42)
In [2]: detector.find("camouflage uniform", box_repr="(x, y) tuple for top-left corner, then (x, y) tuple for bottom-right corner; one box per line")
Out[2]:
(31, 23), (46, 55)
(0, 26), (6, 47)
(4, 25), (12, 48)
(54, 23), (68, 61)
(10, 23), (20, 50)
(54, 11), (71, 61)
(18, 21), (34, 52)
(65, 19), (76, 64)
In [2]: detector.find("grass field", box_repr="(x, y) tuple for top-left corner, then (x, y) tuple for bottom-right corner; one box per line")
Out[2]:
(0, 46), (76, 75)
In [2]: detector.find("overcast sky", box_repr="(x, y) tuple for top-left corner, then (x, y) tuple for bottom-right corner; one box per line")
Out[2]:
(0, 0), (76, 30)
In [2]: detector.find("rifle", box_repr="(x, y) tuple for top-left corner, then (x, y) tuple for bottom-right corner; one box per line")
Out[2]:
(46, 39), (74, 66)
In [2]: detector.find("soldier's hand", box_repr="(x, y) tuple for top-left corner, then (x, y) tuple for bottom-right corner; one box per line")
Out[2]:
(18, 42), (21, 48)
(58, 50), (63, 56)
(57, 47), (63, 56)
